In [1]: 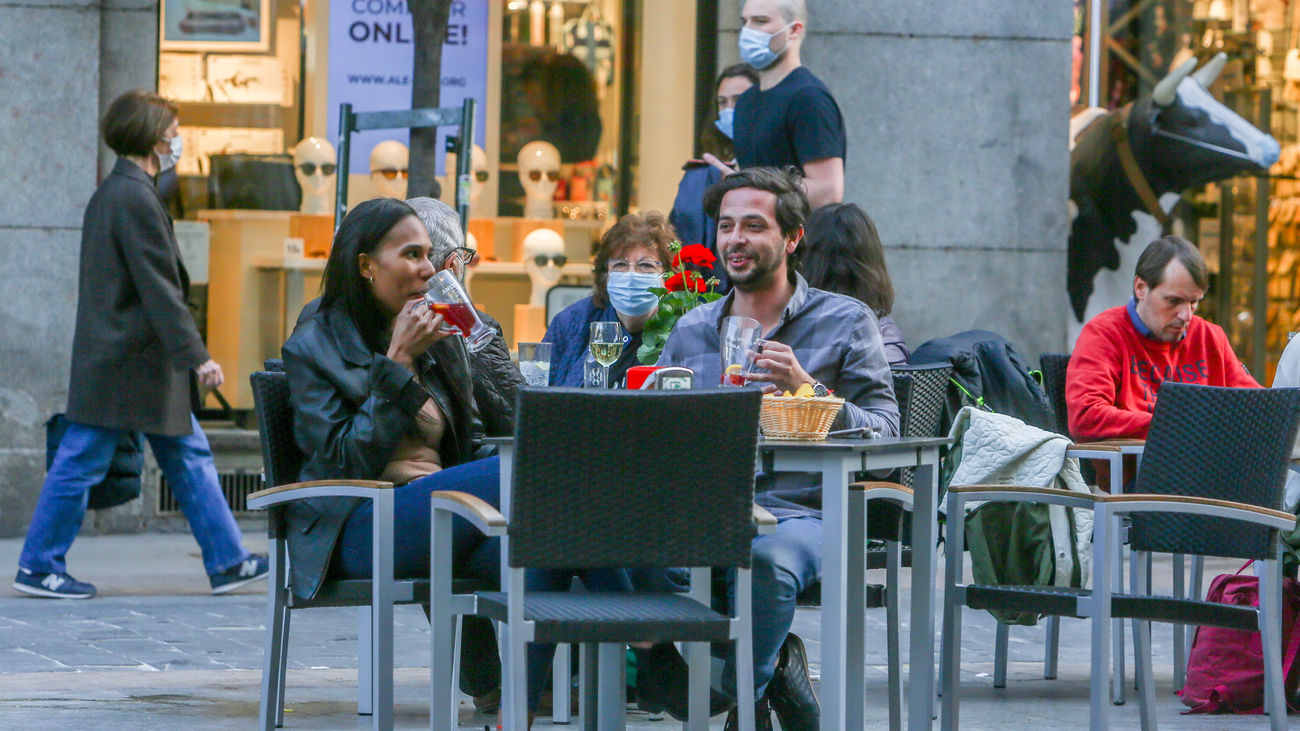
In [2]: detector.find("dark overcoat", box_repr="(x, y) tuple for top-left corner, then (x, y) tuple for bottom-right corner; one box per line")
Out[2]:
(281, 303), (481, 599)
(65, 158), (209, 436)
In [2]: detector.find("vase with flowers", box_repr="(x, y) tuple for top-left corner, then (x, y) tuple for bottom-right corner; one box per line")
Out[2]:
(636, 242), (723, 364)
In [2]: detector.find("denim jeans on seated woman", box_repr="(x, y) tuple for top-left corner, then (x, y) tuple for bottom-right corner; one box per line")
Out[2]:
(334, 455), (634, 710)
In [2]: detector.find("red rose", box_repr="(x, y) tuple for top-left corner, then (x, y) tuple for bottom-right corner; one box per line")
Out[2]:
(673, 244), (717, 269)
(664, 271), (707, 293)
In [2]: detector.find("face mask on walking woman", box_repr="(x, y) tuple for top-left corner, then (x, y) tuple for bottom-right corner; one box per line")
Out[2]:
(606, 271), (661, 316)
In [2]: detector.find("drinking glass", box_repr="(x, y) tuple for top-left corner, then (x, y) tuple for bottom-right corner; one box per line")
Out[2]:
(423, 269), (494, 352)
(719, 315), (763, 386)
(517, 341), (553, 387)
(588, 321), (625, 389)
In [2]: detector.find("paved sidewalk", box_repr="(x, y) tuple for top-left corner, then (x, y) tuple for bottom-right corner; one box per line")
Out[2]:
(0, 532), (1279, 729)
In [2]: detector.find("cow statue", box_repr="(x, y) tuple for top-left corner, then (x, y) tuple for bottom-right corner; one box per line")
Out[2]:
(1067, 53), (1279, 344)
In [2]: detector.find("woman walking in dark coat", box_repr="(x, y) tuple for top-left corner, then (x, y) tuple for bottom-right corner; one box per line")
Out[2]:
(13, 90), (266, 599)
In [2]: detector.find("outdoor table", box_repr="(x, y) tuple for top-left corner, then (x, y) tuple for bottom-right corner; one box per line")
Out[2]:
(484, 433), (949, 731)
(758, 436), (948, 731)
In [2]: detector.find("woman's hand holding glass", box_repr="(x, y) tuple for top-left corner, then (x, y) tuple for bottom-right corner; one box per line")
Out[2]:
(386, 298), (456, 371)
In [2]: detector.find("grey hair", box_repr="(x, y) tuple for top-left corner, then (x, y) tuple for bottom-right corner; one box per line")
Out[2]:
(405, 196), (464, 266)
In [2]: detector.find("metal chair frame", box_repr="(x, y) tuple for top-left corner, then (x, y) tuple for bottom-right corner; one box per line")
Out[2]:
(334, 100), (477, 238)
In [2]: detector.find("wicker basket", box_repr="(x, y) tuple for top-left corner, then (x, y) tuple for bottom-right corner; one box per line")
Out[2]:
(759, 394), (845, 440)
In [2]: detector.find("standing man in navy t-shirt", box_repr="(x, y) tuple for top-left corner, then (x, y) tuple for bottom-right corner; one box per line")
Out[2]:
(706, 0), (846, 210)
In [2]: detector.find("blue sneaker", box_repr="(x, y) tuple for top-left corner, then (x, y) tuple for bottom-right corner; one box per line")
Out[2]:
(209, 554), (269, 595)
(13, 568), (96, 599)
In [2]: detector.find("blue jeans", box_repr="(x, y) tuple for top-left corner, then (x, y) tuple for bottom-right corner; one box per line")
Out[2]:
(19, 415), (250, 576)
(725, 516), (822, 698)
(335, 456), (630, 710)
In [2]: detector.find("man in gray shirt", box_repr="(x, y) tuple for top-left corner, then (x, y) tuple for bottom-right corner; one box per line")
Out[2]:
(654, 167), (898, 729)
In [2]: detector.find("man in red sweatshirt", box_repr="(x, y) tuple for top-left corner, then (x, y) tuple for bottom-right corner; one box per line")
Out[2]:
(1067, 236), (1258, 460)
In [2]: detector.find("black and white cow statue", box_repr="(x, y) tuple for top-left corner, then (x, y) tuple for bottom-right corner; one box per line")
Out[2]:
(1067, 53), (1279, 343)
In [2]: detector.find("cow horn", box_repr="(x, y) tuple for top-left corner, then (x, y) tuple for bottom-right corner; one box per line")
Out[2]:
(1193, 52), (1228, 88)
(1152, 57), (1197, 106)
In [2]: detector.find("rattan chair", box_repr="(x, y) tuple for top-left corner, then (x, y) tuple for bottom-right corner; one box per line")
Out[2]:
(430, 388), (772, 731)
(941, 383), (1300, 731)
(246, 366), (485, 730)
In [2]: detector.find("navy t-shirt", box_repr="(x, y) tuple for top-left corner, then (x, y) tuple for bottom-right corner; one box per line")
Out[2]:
(733, 66), (846, 171)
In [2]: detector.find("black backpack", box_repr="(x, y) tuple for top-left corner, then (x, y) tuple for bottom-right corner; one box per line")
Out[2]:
(909, 330), (1055, 436)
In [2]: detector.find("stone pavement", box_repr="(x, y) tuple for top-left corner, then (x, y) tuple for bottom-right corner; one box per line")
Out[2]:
(0, 530), (1278, 729)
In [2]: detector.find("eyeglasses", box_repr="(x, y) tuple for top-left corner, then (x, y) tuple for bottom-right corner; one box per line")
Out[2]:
(533, 253), (568, 267)
(475, 170), (490, 182)
(527, 169), (561, 182)
(607, 259), (665, 274)
(448, 246), (476, 268)
(374, 168), (409, 180)
(297, 162), (337, 176)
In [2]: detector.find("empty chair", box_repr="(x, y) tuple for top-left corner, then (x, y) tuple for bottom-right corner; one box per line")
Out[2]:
(430, 388), (771, 730)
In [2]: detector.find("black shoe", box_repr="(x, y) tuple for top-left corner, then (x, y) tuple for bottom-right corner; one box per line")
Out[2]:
(633, 643), (735, 720)
(767, 633), (820, 730)
(723, 694), (774, 731)
(209, 555), (269, 594)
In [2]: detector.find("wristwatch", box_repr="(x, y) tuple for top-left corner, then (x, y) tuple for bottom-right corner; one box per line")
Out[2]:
(812, 382), (830, 397)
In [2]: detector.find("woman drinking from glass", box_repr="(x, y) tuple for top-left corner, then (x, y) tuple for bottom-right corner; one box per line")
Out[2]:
(544, 211), (676, 386)
(282, 198), (595, 724)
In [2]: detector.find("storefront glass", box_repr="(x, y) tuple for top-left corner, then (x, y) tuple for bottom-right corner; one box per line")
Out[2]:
(1076, 0), (1292, 381)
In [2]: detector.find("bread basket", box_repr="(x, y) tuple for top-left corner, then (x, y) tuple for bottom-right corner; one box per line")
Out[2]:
(759, 394), (845, 440)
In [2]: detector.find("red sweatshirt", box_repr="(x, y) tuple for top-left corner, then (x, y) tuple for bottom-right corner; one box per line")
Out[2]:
(1067, 305), (1258, 442)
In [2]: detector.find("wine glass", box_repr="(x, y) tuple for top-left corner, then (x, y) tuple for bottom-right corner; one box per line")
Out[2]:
(588, 321), (625, 389)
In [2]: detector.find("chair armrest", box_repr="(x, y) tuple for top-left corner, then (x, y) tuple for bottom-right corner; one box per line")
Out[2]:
(1068, 438), (1145, 454)
(247, 479), (395, 509)
(430, 490), (506, 536)
(1101, 493), (1297, 531)
(849, 481), (914, 510)
(948, 484), (1102, 510)
(753, 504), (777, 535)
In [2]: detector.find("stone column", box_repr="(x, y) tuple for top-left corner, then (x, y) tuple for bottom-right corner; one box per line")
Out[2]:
(0, 0), (157, 537)
(717, 1), (1073, 358)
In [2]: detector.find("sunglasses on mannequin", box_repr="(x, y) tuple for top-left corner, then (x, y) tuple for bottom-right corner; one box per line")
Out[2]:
(527, 170), (560, 182)
(475, 170), (490, 182)
(297, 162), (337, 176)
(533, 253), (567, 268)
(374, 168), (408, 180)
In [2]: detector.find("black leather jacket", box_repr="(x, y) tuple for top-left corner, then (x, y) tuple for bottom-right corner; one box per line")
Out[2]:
(281, 303), (482, 599)
(471, 311), (525, 437)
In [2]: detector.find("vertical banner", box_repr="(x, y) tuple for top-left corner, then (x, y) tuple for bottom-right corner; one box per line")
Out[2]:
(327, 0), (488, 174)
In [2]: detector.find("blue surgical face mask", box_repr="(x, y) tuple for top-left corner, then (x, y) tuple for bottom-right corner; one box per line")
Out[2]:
(714, 107), (736, 140)
(605, 271), (661, 316)
(738, 22), (793, 70)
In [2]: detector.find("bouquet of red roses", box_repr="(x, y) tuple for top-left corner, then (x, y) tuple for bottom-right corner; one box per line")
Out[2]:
(637, 242), (722, 364)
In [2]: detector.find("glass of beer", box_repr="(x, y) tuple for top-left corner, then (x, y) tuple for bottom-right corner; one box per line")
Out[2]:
(719, 316), (762, 386)
(423, 269), (494, 352)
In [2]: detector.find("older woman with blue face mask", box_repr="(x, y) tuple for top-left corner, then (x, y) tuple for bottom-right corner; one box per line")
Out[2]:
(543, 211), (676, 387)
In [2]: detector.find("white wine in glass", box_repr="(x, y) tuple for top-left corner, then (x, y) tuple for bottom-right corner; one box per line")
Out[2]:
(588, 321), (624, 388)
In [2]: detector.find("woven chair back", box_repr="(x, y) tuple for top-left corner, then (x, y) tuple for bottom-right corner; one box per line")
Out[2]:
(509, 388), (761, 570)
(893, 363), (952, 439)
(1130, 383), (1300, 559)
(250, 370), (304, 489)
(1038, 353), (1072, 436)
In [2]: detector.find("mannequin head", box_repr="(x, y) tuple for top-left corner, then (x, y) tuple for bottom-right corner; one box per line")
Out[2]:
(369, 140), (409, 198)
(445, 144), (490, 216)
(517, 140), (561, 219)
(522, 228), (566, 307)
(293, 136), (337, 215)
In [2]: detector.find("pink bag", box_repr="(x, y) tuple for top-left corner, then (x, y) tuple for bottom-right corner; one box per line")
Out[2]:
(1178, 562), (1300, 714)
